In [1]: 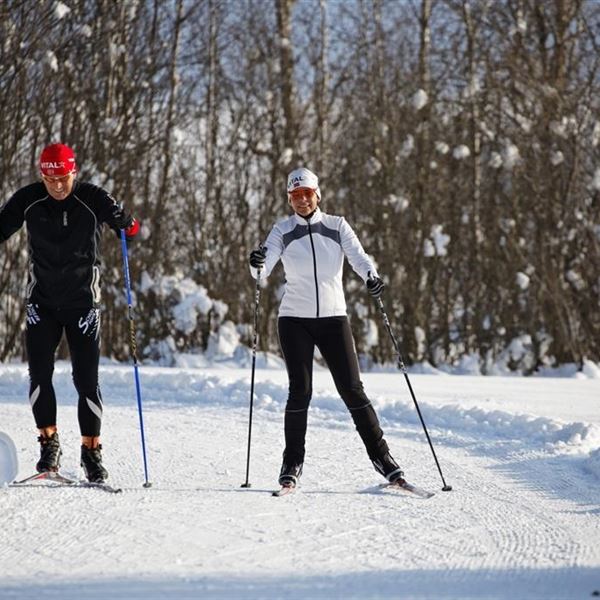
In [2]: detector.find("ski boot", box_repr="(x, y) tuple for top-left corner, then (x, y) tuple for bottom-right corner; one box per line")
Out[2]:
(36, 432), (62, 473)
(80, 444), (109, 483)
(372, 452), (405, 484)
(278, 457), (303, 488)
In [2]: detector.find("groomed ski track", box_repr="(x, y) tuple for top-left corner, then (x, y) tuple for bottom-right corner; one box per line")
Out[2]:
(0, 365), (598, 599)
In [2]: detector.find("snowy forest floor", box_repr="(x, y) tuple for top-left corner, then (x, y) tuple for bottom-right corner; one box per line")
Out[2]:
(0, 364), (599, 599)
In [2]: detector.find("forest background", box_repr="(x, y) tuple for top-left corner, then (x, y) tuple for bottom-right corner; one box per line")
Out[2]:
(0, 0), (599, 374)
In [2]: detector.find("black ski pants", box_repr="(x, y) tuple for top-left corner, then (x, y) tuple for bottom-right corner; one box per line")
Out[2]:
(25, 304), (104, 437)
(277, 316), (389, 465)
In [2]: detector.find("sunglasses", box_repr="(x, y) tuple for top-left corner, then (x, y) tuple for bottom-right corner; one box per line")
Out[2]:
(41, 173), (75, 184)
(289, 188), (316, 198)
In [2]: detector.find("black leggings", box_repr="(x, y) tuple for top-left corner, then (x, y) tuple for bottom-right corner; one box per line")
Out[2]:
(25, 304), (103, 436)
(278, 316), (389, 464)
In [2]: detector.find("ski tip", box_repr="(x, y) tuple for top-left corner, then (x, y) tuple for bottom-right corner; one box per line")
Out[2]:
(102, 486), (122, 494)
(83, 481), (123, 494)
(379, 480), (435, 499)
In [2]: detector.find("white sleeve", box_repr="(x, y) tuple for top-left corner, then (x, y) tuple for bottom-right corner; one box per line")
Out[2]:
(339, 218), (379, 282)
(249, 224), (284, 280)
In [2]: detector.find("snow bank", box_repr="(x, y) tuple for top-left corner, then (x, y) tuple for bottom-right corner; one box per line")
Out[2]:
(583, 447), (600, 479)
(1, 365), (597, 457)
(0, 432), (18, 486)
(1, 364), (598, 599)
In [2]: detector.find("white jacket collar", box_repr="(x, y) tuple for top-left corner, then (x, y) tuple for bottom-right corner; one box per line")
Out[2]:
(293, 207), (322, 225)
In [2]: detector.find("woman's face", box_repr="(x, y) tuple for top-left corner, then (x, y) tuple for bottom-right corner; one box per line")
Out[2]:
(288, 188), (319, 217)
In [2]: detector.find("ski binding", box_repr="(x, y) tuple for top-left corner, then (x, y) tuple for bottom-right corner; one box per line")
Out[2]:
(272, 482), (296, 497)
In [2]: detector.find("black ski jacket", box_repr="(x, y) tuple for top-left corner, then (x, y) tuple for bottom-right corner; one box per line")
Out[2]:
(0, 181), (136, 309)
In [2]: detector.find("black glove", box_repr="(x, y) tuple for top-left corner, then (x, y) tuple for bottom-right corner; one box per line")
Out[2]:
(115, 211), (133, 230)
(249, 247), (266, 269)
(111, 201), (133, 229)
(366, 273), (385, 297)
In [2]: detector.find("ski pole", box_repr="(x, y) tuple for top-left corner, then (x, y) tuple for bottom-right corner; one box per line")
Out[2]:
(241, 263), (262, 488)
(120, 229), (152, 488)
(374, 295), (452, 491)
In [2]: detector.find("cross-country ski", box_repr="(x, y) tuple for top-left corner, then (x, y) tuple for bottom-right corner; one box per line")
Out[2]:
(12, 471), (75, 485)
(10, 471), (122, 494)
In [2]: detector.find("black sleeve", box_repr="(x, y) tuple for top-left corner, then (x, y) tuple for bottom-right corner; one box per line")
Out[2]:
(0, 190), (26, 243)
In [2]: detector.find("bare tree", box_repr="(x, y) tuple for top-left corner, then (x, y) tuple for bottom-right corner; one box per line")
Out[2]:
(1, 0), (598, 370)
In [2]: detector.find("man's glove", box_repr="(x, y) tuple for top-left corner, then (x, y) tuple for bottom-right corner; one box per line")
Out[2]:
(113, 208), (134, 230)
(366, 273), (385, 298)
(249, 247), (266, 268)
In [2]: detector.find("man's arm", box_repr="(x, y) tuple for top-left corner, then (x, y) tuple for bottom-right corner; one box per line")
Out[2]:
(0, 191), (27, 243)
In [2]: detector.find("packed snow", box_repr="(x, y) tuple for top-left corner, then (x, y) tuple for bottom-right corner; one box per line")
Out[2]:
(0, 360), (599, 599)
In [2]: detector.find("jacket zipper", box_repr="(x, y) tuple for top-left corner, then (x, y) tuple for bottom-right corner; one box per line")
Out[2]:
(307, 221), (320, 317)
(53, 206), (62, 306)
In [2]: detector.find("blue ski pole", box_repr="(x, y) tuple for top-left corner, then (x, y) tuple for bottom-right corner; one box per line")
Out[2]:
(120, 230), (152, 488)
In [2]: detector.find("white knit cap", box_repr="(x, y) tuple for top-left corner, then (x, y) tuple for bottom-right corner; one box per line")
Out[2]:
(287, 167), (321, 200)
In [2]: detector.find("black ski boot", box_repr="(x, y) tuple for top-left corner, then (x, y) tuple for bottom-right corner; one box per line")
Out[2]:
(278, 458), (303, 487)
(372, 452), (405, 484)
(81, 445), (108, 483)
(36, 432), (62, 473)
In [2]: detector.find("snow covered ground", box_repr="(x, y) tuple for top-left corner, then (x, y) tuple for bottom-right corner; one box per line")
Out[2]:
(0, 361), (599, 599)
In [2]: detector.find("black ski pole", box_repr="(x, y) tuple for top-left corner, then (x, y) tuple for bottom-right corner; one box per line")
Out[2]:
(120, 230), (152, 488)
(241, 264), (262, 488)
(374, 296), (452, 492)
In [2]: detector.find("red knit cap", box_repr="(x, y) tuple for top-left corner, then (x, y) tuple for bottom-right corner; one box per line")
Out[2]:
(39, 143), (77, 176)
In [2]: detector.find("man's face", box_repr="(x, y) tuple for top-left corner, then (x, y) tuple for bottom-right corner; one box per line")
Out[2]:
(288, 188), (319, 217)
(41, 172), (76, 201)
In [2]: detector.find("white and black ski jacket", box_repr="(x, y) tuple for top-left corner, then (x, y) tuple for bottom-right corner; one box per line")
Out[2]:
(251, 208), (379, 318)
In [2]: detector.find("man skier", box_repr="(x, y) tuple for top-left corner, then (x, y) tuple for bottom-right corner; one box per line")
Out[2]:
(0, 143), (139, 482)
(249, 167), (405, 490)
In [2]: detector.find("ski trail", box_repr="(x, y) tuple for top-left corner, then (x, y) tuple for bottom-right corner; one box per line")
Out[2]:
(0, 366), (599, 600)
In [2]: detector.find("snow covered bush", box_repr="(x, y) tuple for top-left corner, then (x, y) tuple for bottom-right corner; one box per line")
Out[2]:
(140, 272), (229, 365)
